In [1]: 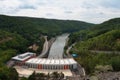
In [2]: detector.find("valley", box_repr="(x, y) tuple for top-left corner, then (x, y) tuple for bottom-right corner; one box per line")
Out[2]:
(0, 15), (120, 80)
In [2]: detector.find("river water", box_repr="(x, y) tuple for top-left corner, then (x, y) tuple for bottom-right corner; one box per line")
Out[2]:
(48, 34), (69, 59)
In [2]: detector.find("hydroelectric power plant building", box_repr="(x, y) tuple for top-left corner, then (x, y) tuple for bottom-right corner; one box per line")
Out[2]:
(12, 52), (77, 70)
(12, 34), (77, 70)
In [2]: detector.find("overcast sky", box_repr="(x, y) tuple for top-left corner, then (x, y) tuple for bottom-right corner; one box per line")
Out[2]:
(0, 0), (120, 23)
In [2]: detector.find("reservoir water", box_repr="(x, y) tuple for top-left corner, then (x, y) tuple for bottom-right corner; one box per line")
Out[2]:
(48, 34), (69, 59)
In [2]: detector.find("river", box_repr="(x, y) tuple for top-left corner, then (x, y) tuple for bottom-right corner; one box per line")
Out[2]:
(48, 34), (69, 59)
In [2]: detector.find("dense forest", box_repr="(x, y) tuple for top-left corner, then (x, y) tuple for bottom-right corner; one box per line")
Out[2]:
(0, 30), (26, 80)
(69, 18), (120, 74)
(68, 18), (120, 46)
(74, 30), (120, 51)
(0, 15), (93, 80)
(0, 15), (93, 40)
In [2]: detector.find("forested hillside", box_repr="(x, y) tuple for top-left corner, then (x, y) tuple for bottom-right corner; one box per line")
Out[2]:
(69, 18), (120, 49)
(69, 18), (120, 74)
(0, 15), (93, 42)
(74, 30), (120, 51)
(0, 30), (28, 80)
(0, 30), (28, 62)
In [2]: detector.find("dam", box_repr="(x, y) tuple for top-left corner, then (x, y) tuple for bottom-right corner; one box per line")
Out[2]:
(48, 34), (69, 59)
(12, 34), (77, 70)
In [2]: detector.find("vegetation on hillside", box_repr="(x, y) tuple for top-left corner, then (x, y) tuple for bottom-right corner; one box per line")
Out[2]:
(68, 18), (120, 46)
(0, 15), (93, 41)
(0, 30), (28, 63)
(73, 50), (120, 74)
(0, 67), (18, 80)
(74, 30), (120, 51)
(0, 30), (28, 80)
(69, 18), (120, 74)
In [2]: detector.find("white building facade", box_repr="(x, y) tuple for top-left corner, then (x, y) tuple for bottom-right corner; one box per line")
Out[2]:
(25, 58), (77, 70)
(12, 52), (77, 70)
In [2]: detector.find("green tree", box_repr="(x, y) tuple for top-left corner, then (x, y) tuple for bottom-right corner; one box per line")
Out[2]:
(28, 71), (36, 80)
(8, 68), (18, 80)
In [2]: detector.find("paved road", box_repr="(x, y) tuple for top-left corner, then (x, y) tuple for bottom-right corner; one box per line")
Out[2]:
(66, 42), (86, 79)
(90, 50), (120, 54)
(66, 43), (76, 58)
(38, 36), (49, 58)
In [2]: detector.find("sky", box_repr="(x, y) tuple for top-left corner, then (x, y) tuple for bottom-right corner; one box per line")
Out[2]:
(0, 0), (120, 23)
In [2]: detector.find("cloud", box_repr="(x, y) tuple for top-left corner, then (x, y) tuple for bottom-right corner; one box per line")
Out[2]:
(99, 0), (120, 9)
(0, 0), (120, 23)
(64, 11), (73, 14)
(19, 5), (36, 9)
(0, 0), (22, 13)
